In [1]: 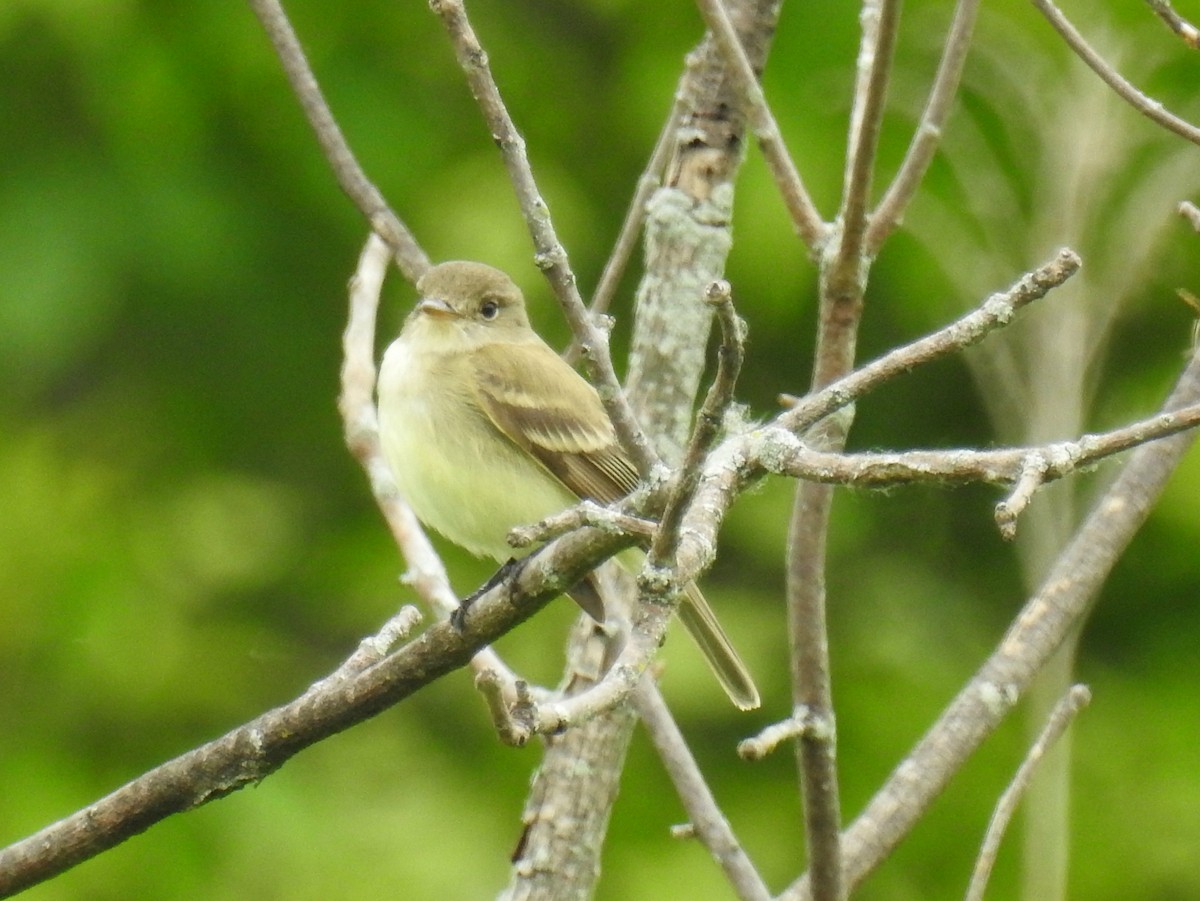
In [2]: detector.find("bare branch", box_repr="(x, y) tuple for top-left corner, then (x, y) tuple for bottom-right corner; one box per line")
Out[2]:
(738, 707), (825, 761)
(508, 500), (657, 550)
(965, 685), (1092, 901)
(1145, 0), (1200, 49)
(427, 0), (655, 473)
(0, 526), (619, 897)
(786, 480), (844, 901)
(693, 0), (827, 248)
(994, 454), (1051, 540)
(244, 0), (430, 280)
(634, 682), (772, 901)
(780, 249), (1083, 435)
(781, 342), (1200, 899)
(760, 404), (1200, 489)
(867, 0), (981, 252)
(1032, 0), (1200, 146)
(650, 279), (746, 567)
(588, 98), (683, 322)
(475, 671), (538, 748)
(835, 0), (902, 270)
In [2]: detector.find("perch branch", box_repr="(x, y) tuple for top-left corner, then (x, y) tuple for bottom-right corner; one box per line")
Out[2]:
(0, 521), (627, 897)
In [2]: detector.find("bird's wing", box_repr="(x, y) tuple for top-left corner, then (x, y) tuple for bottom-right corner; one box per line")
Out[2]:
(470, 340), (640, 504)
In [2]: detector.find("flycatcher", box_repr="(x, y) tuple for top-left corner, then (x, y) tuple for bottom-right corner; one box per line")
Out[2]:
(377, 260), (759, 710)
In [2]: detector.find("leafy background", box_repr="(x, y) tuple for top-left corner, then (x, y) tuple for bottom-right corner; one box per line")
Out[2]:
(2, 0), (1198, 898)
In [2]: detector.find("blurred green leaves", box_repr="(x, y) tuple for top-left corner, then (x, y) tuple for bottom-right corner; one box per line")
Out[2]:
(2, 0), (1199, 898)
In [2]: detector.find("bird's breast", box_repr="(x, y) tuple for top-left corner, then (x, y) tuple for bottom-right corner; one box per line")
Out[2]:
(377, 339), (576, 561)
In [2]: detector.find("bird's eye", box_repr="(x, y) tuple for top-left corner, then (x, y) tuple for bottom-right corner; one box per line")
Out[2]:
(479, 299), (500, 321)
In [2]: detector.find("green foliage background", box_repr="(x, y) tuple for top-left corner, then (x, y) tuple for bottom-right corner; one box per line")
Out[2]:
(2, 0), (1198, 898)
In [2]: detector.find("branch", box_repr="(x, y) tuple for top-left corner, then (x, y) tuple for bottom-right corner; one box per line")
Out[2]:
(650, 279), (746, 567)
(784, 10), (905, 897)
(834, 0), (902, 272)
(965, 685), (1092, 901)
(1145, 0), (1200, 49)
(0, 522), (626, 898)
(780, 341), (1200, 899)
(634, 682), (772, 901)
(670, 251), (1081, 586)
(693, 0), (827, 249)
(244, 0), (430, 281)
(588, 98), (683, 321)
(1032, 0), (1200, 147)
(757, 402), (1200, 492)
(867, 0), (980, 252)
(428, 0), (655, 474)
(779, 249), (1083, 434)
(738, 707), (828, 761)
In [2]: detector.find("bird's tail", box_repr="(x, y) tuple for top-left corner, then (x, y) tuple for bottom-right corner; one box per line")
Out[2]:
(676, 582), (761, 710)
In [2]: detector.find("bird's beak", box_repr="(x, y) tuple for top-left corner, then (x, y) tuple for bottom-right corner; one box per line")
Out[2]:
(417, 297), (459, 320)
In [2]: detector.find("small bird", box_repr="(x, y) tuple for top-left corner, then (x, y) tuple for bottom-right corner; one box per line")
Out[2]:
(377, 261), (759, 710)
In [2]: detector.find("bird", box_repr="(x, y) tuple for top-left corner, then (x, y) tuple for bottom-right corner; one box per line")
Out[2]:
(377, 260), (759, 710)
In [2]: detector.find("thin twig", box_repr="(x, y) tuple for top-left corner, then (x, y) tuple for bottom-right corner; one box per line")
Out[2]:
(1032, 0), (1200, 146)
(867, 0), (981, 252)
(1145, 0), (1200, 48)
(1180, 200), (1200, 232)
(738, 707), (818, 761)
(781, 249), (1083, 435)
(589, 100), (683, 321)
(508, 500), (657, 549)
(835, 0), (903, 269)
(693, 0), (827, 249)
(244, 0), (430, 281)
(994, 453), (1051, 540)
(428, 0), (656, 473)
(304, 606), (424, 695)
(650, 280), (746, 567)
(965, 685), (1092, 901)
(634, 682), (772, 901)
